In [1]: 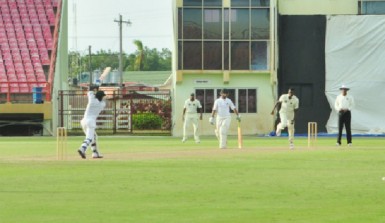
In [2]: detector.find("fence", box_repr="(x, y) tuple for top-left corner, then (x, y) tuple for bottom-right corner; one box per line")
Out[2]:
(58, 90), (172, 135)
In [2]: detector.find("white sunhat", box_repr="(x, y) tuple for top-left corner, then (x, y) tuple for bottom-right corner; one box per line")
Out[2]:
(339, 84), (350, 90)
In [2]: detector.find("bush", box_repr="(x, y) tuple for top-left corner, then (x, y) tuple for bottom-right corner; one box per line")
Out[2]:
(132, 113), (162, 130)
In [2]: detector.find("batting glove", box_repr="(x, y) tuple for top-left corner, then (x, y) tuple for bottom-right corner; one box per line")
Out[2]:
(236, 115), (241, 122)
(209, 117), (214, 125)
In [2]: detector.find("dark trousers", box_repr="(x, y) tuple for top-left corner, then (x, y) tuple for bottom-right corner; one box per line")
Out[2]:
(337, 110), (352, 144)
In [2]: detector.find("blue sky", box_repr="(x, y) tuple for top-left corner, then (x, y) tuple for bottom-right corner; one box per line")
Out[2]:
(68, 0), (173, 54)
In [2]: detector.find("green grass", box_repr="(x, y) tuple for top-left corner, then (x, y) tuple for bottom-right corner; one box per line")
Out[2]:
(0, 136), (385, 223)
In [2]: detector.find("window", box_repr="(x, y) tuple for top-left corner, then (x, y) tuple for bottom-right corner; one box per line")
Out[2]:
(204, 41), (222, 69)
(184, 0), (202, 6)
(183, 41), (202, 69)
(236, 89), (257, 113)
(251, 9), (270, 39)
(224, 9), (230, 40)
(183, 9), (202, 39)
(224, 41), (230, 70)
(360, 1), (385, 14)
(251, 41), (269, 70)
(204, 9), (222, 39)
(231, 41), (249, 70)
(231, 9), (250, 39)
(195, 89), (214, 113)
(216, 89), (236, 102)
(178, 0), (270, 71)
(232, 0), (250, 7)
(178, 41), (183, 69)
(178, 9), (182, 39)
(251, 0), (270, 7)
(204, 0), (222, 6)
(196, 88), (257, 113)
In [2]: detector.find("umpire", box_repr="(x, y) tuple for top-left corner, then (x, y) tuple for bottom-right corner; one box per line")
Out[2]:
(334, 85), (355, 146)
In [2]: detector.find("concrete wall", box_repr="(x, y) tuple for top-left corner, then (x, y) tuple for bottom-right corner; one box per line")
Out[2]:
(51, 0), (69, 136)
(172, 72), (275, 137)
(278, 0), (358, 15)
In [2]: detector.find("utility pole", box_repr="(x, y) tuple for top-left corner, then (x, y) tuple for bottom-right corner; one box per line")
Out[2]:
(88, 45), (92, 85)
(114, 14), (131, 89)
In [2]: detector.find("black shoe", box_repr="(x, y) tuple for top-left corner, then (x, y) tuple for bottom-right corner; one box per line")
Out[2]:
(78, 149), (86, 159)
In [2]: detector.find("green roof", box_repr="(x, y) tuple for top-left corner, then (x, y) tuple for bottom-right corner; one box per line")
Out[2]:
(123, 71), (171, 86)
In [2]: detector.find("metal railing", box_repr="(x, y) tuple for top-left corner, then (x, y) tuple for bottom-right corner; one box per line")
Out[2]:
(58, 90), (172, 135)
(0, 81), (50, 103)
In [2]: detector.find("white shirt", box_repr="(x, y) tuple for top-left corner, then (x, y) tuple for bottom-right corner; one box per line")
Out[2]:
(279, 94), (299, 113)
(334, 94), (354, 111)
(83, 91), (106, 120)
(183, 99), (202, 114)
(213, 97), (236, 117)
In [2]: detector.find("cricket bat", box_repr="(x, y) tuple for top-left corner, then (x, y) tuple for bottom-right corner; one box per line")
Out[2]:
(99, 67), (111, 81)
(237, 121), (243, 149)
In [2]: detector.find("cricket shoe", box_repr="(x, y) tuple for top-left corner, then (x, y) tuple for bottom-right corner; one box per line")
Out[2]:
(348, 143), (352, 147)
(182, 138), (187, 143)
(336, 143), (341, 147)
(289, 142), (294, 150)
(92, 154), (103, 159)
(77, 148), (86, 159)
(92, 151), (103, 159)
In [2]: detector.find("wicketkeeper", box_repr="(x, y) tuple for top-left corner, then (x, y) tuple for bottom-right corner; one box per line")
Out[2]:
(78, 84), (106, 159)
(210, 89), (240, 149)
(271, 88), (299, 149)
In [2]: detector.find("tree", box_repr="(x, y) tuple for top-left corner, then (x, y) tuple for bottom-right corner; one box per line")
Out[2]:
(68, 51), (82, 78)
(68, 41), (171, 77)
(133, 40), (145, 71)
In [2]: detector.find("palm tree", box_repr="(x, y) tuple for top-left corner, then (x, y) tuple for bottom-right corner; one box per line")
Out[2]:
(133, 40), (145, 71)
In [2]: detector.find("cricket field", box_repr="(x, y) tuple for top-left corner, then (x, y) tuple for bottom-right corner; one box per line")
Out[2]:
(0, 136), (384, 223)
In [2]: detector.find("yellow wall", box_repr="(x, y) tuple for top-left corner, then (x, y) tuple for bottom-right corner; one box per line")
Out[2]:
(172, 72), (275, 137)
(278, 0), (358, 15)
(0, 103), (52, 119)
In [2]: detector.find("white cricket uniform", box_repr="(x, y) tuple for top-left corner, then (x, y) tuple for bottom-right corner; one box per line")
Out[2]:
(81, 91), (106, 146)
(213, 97), (236, 149)
(183, 99), (202, 142)
(277, 94), (299, 142)
(334, 94), (354, 111)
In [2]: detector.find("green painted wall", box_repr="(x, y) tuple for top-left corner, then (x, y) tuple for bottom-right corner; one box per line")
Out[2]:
(278, 0), (358, 15)
(172, 72), (275, 137)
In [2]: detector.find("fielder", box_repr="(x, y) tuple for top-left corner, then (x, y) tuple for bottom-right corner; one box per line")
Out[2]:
(271, 88), (299, 149)
(210, 89), (240, 149)
(78, 85), (106, 159)
(182, 93), (203, 143)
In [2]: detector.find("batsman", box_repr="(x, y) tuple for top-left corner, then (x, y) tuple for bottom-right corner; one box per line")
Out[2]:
(210, 89), (240, 149)
(271, 88), (299, 149)
(77, 83), (106, 159)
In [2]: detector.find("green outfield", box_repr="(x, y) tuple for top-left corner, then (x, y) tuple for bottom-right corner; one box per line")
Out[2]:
(0, 136), (385, 223)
